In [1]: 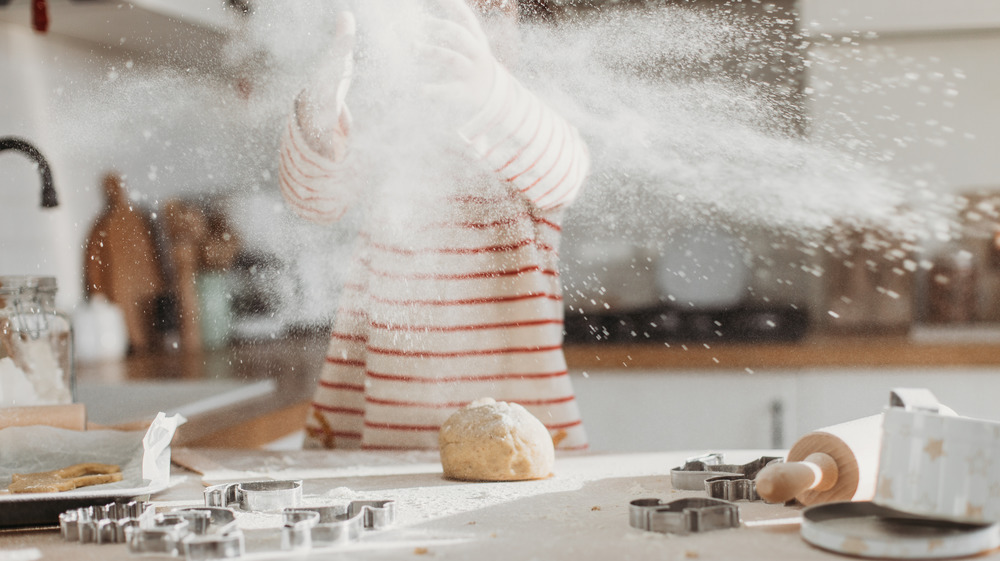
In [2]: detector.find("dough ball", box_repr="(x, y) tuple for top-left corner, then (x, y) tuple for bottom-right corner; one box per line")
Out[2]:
(439, 398), (554, 481)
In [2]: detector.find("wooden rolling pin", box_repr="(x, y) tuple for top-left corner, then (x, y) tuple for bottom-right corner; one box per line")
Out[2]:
(755, 414), (882, 505)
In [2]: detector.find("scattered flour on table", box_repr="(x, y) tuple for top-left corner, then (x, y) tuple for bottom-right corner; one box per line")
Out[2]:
(0, 549), (42, 561)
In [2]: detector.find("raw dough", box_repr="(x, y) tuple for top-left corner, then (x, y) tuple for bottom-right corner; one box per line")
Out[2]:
(8, 462), (122, 494)
(439, 398), (554, 481)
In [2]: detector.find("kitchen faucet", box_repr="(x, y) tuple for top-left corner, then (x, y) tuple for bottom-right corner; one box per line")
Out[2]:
(0, 136), (58, 208)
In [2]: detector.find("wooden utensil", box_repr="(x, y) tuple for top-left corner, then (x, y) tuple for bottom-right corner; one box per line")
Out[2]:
(83, 172), (165, 353)
(755, 414), (883, 505)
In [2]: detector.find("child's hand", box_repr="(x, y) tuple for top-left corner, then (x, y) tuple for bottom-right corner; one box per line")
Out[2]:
(416, 0), (497, 124)
(297, 11), (356, 159)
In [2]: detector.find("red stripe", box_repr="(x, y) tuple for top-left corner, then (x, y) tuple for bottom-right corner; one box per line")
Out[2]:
(371, 293), (562, 308)
(368, 318), (563, 333)
(278, 176), (345, 223)
(312, 402), (365, 416)
(450, 213), (562, 233)
(539, 132), (586, 208)
(366, 237), (535, 256)
(284, 120), (338, 176)
(326, 357), (365, 367)
(367, 264), (558, 281)
(360, 420), (581, 435)
(361, 444), (436, 451)
(537, 217), (561, 231)
(331, 332), (367, 343)
(519, 119), (569, 195)
(545, 419), (583, 430)
(366, 369), (568, 383)
(533, 138), (575, 204)
(280, 143), (332, 192)
(514, 395), (577, 406)
(318, 380), (365, 392)
(504, 112), (557, 183)
(306, 426), (362, 439)
(365, 395), (576, 408)
(557, 443), (590, 451)
(495, 102), (544, 173)
(449, 194), (517, 205)
(366, 397), (467, 409)
(482, 84), (527, 160)
(363, 421), (440, 432)
(367, 344), (562, 358)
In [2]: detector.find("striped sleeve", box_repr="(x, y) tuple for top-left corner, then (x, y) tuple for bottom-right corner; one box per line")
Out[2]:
(458, 61), (589, 211)
(277, 108), (361, 224)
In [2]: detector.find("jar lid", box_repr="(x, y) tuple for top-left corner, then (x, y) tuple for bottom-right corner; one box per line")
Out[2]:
(0, 275), (56, 293)
(801, 501), (1000, 559)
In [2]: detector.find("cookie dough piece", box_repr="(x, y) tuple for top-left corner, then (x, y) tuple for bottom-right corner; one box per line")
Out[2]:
(439, 398), (554, 481)
(8, 462), (123, 494)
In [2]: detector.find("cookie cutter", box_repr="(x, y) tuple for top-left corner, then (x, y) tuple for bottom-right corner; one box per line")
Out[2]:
(704, 474), (765, 502)
(204, 479), (303, 512)
(671, 453), (782, 493)
(630, 497), (741, 535)
(59, 500), (153, 544)
(126, 507), (243, 558)
(282, 500), (397, 550)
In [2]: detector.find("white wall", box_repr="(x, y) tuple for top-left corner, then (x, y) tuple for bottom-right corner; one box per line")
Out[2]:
(1, 23), (106, 307)
(801, 0), (1000, 194)
(0, 19), (261, 310)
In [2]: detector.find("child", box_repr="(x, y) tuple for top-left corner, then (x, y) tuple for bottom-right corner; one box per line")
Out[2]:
(279, 0), (590, 450)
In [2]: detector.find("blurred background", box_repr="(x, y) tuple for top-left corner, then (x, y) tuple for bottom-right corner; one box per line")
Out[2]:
(1, 0), (999, 451)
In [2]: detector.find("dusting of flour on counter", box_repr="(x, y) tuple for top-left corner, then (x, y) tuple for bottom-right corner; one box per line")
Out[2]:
(0, 549), (42, 561)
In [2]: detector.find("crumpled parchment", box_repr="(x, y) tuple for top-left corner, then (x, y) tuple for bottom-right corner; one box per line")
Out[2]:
(0, 412), (184, 499)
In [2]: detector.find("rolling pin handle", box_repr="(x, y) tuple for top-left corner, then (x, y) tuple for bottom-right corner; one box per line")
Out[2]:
(754, 452), (839, 503)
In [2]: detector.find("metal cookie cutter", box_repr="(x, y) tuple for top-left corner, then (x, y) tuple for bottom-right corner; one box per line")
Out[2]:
(205, 479), (303, 511)
(630, 497), (741, 535)
(671, 453), (782, 493)
(282, 500), (396, 551)
(704, 474), (765, 502)
(59, 500), (153, 544)
(126, 507), (243, 559)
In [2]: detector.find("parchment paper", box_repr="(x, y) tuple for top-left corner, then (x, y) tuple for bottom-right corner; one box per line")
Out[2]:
(0, 412), (184, 502)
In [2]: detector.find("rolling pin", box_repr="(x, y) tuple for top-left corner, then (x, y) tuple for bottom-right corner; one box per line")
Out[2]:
(755, 414), (882, 505)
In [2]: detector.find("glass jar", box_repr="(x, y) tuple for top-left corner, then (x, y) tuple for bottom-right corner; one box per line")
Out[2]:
(0, 275), (74, 406)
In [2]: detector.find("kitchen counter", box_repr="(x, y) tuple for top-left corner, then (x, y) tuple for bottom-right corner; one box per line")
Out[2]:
(8, 448), (990, 561)
(73, 330), (1000, 449)
(565, 331), (1000, 370)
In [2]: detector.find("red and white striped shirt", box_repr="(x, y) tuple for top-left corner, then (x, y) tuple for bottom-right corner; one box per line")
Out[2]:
(279, 61), (590, 451)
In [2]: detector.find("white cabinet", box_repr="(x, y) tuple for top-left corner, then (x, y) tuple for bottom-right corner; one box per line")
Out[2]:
(570, 370), (797, 453)
(572, 366), (1000, 453)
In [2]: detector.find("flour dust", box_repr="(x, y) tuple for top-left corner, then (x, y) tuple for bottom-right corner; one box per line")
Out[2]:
(52, 0), (968, 326)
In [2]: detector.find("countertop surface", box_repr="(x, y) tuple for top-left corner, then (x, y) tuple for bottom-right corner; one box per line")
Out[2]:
(71, 331), (1000, 449)
(8, 448), (991, 561)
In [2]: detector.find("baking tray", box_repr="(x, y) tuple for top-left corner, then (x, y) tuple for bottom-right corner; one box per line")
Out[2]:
(0, 413), (180, 528)
(0, 485), (163, 528)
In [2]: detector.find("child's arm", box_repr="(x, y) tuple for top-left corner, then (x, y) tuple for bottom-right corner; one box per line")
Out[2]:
(458, 63), (590, 210)
(277, 11), (363, 224)
(417, 0), (589, 210)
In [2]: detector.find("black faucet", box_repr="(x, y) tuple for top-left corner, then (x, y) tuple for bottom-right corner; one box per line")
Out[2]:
(0, 136), (58, 208)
